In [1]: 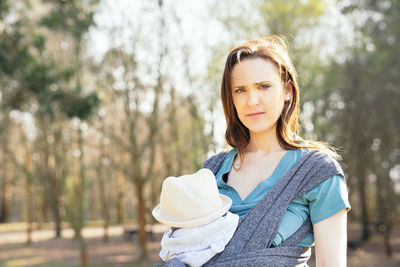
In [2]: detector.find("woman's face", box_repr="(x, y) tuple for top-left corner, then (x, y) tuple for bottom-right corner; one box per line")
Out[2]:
(231, 57), (290, 136)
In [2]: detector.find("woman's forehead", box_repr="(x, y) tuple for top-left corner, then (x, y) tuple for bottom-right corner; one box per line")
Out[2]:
(231, 58), (280, 87)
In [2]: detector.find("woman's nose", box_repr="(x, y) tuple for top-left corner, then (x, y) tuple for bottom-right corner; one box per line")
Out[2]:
(248, 89), (260, 106)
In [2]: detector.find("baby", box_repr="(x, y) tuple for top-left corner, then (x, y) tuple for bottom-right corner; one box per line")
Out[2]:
(152, 168), (239, 267)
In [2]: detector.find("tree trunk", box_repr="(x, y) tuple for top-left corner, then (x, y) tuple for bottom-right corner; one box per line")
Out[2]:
(346, 62), (371, 241)
(135, 178), (148, 259)
(96, 160), (109, 243)
(36, 186), (44, 229)
(383, 168), (395, 257)
(150, 172), (162, 224)
(80, 229), (88, 266)
(0, 116), (11, 223)
(103, 219), (109, 243)
(48, 187), (62, 237)
(116, 171), (124, 224)
(376, 171), (385, 223)
(78, 127), (88, 266)
(25, 180), (33, 244)
(38, 119), (62, 237)
(25, 151), (33, 245)
(0, 178), (10, 222)
(356, 148), (371, 241)
(99, 123), (110, 242)
(384, 219), (393, 258)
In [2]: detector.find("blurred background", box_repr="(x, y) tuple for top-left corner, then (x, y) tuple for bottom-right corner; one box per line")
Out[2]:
(0, 0), (399, 266)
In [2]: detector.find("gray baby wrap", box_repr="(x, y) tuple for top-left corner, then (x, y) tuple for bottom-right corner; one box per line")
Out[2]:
(156, 149), (345, 267)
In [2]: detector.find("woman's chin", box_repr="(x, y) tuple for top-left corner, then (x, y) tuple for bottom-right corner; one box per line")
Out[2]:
(246, 124), (276, 135)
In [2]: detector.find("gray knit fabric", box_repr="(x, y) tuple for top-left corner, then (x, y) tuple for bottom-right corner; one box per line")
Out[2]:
(156, 149), (345, 267)
(203, 151), (228, 175)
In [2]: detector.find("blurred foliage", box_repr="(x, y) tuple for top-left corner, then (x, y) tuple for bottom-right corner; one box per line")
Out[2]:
(259, 0), (326, 36)
(55, 91), (100, 120)
(40, 0), (100, 41)
(0, 0), (9, 19)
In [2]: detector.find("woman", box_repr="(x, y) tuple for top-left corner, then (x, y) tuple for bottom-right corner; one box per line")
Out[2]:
(205, 35), (350, 266)
(158, 35), (350, 267)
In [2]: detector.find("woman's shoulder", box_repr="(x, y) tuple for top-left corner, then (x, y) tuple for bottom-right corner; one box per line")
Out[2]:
(291, 138), (342, 170)
(288, 146), (345, 187)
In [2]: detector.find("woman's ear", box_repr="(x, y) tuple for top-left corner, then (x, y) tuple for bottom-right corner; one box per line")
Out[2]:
(284, 81), (293, 102)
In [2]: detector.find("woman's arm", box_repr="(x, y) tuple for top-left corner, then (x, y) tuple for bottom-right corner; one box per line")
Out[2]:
(313, 208), (348, 267)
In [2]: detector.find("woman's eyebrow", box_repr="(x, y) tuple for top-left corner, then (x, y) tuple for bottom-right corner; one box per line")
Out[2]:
(256, 81), (272, 85)
(233, 81), (272, 89)
(233, 85), (246, 90)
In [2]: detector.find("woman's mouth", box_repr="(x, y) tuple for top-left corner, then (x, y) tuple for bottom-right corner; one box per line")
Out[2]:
(247, 112), (265, 118)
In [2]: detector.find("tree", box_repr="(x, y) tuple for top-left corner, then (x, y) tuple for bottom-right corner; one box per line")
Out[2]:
(34, 1), (100, 265)
(315, 0), (400, 254)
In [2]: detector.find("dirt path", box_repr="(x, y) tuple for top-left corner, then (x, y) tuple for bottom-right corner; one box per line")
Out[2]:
(0, 226), (124, 245)
(0, 224), (399, 267)
(0, 225), (167, 266)
(0, 235), (161, 266)
(344, 225), (400, 267)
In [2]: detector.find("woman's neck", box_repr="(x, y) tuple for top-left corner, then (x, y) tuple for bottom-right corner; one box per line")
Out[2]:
(246, 127), (284, 154)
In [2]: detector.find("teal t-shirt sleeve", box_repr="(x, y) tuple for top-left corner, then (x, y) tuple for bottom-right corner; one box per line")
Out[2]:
(306, 175), (351, 225)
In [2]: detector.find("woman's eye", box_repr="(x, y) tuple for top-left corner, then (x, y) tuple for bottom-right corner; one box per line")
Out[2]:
(234, 88), (245, 93)
(260, 84), (270, 90)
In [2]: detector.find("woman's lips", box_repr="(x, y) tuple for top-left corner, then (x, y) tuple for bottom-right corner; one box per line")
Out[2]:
(247, 112), (265, 118)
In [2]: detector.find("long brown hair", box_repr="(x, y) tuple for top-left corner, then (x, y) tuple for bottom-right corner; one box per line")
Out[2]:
(221, 35), (339, 162)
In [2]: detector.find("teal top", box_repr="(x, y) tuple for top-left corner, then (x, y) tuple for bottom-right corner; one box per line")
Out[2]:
(215, 148), (351, 247)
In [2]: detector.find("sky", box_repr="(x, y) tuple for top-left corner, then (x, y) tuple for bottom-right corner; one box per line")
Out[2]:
(87, 0), (233, 150)
(16, 0), (357, 150)
(87, 0), (358, 151)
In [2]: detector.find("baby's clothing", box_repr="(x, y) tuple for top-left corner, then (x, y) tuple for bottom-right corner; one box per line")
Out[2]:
(159, 211), (239, 267)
